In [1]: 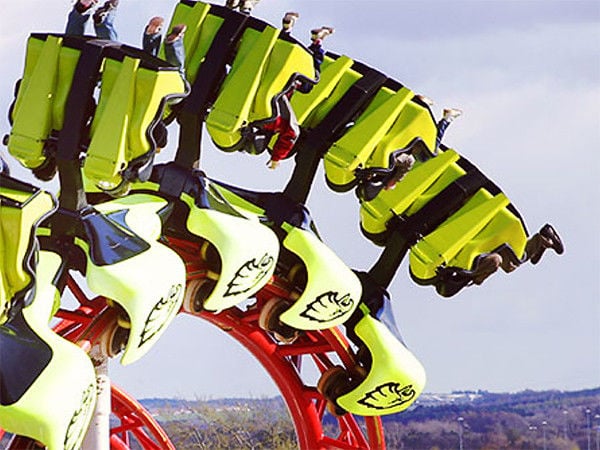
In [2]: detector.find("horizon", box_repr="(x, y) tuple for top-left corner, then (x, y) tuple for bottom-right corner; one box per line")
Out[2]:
(1, 1), (598, 399)
(136, 385), (600, 402)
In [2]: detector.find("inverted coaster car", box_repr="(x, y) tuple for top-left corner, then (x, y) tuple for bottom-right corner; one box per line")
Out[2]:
(82, 193), (187, 365)
(6, 33), (187, 194)
(318, 278), (426, 417)
(124, 165), (280, 313)
(0, 176), (96, 450)
(210, 183), (362, 333)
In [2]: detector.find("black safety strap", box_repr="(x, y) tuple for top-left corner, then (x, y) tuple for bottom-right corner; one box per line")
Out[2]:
(175, 8), (250, 168)
(303, 63), (389, 158)
(56, 39), (120, 212)
(284, 60), (389, 203)
(388, 166), (490, 245)
(367, 164), (491, 288)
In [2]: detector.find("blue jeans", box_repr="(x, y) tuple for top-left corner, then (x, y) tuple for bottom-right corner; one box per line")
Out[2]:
(165, 38), (186, 75)
(436, 118), (450, 151)
(94, 8), (118, 41)
(65, 8), (91, 36)
(65, 5), (118, 40)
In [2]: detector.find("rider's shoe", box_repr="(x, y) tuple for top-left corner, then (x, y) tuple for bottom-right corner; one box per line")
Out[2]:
(416, 94), (434, 106)
(442, 108), (462, 122)
(282, 12), (299, 32)
(311, 26), (335, 42)
(540, 224), (564, 255)
(93, 1), (114, 24)
(74, 0), (98, 13)
(240, 0), (259, 14)
(528, 224), (564, 264)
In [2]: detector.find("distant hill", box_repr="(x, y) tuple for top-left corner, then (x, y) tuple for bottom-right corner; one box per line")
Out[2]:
(141, 387), (600, 449)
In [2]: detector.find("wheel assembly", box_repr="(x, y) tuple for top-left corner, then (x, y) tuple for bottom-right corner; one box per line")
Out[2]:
(98, 316), (130, 358)
(182, 278), (217, 313)
(287, 262), (307, 289)
(317, 365), (351, 416)
(258, 297), (299, 343)
(200, 240), (221, 273)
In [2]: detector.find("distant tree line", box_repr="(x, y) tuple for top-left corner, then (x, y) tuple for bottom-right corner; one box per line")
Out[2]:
(147, 388), (599, 449)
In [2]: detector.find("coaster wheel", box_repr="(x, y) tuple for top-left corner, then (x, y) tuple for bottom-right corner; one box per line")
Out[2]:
(169, 236), (386, 449)
(1, 277), (176, 450)
(4, 237), (386, 449)
(54, 278), (177, 450)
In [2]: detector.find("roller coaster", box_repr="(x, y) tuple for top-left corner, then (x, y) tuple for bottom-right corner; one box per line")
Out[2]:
(0, 1), (563, 449)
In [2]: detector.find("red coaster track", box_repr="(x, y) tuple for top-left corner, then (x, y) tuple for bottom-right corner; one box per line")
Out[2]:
(3, 235), (386, 449)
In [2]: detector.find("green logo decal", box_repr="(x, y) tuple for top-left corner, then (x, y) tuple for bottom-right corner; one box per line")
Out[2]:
(139, 283), (183, 347)
(299, 291), (354, 323)
(357, 382), (416, 410)
(224, 254), (275, 297)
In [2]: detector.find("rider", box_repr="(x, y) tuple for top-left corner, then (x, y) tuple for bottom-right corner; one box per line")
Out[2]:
(308, 26), (334, 74)
(225, 0), (260, 14)
(416, 94), (462, 154)
(142, 16), (165, 57)
(382, 153), (416, 191)
(441, 223), (564, 293)
(281, 12), (300, 35)
(164, 24), (187, 76)
(65, 0), (119, 40)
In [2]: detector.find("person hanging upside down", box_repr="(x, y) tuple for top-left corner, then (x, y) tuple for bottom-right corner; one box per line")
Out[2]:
(281, 12), (299, 34)
(65, 0), (119, 40)
(142, 16), (164, 57)
(241, 82), (302, 169)
(470, 224), (564, 282)
(308, 26), (334, 74)
(416, 94), (462, 154)
(435, 223), (564, 297)
(225, 0), (260, 14)
(354, 149), (418, 202)
(65, 0), (97, 36)
(164, 24), (187, 76)
(93, 0), (119, 40)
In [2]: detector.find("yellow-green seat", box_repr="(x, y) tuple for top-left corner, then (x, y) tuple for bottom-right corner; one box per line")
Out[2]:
(160, 0), (212, 81)
(83, 193), (186, 365)
(206, 24), (279, 148)
(206, 22), (315, 150)
(249, 37), (315, 122)
(324, 86), (414, 188)
(182, 192), (279, 312)
(7, 34), (80, 171)
(0, 175), (56, 324)
(291, 54), (354, 126)
(0, 176), (95, 449)
(360, 149), (462, 239)
(297, 55), (363, 131)
(406, 184), (529, 298)
(278, 226), (362, 330)
(336, 311), (426, 416)
(0, 251), (97, 450)
(211, 181), (360, 329)
(410, 190), (511, 281)
(366, 98), (438, 167)
(183, 8), (225, 84)
(83, 51), (186, 192)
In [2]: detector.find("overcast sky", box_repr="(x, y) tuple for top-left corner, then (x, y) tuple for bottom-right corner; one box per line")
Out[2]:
(1, 0), (598, 400)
